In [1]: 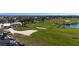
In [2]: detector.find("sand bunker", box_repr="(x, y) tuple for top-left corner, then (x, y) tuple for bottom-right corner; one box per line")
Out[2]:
(6, 28), (38, 36)
(36, 27), (47, 29)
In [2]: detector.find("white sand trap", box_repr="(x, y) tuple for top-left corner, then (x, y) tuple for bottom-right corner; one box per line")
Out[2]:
(65, 20), (71, 22)
(7, 28), (38, 36)
(36, 27), (47, 29)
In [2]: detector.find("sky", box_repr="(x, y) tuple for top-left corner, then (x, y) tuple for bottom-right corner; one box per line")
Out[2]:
(0, 13), (79, 16)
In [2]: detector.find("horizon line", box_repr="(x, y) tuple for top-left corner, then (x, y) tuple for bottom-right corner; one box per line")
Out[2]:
(0, 13), (79, 16)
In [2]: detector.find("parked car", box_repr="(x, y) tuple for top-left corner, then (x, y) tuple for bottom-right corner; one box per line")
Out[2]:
(0, 32), (25, 46)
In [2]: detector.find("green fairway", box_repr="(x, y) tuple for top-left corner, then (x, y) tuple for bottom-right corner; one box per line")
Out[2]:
(13, 18), (79, 46)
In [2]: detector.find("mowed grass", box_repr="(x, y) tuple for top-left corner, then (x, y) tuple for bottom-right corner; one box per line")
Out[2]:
(14, 19), (79, 46)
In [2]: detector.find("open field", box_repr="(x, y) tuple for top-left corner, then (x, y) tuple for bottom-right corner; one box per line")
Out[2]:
(12, 19), (79, 46)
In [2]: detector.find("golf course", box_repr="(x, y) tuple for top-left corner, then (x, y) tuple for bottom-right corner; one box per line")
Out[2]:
(11, 18), (79, 46)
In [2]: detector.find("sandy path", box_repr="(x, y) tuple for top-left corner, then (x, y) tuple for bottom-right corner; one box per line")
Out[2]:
(6, 28), (38, 36)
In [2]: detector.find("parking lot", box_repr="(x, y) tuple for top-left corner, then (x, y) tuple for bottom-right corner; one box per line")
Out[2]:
(0, 32), (25, 46)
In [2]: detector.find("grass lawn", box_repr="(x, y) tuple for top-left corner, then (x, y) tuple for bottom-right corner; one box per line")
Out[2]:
(13, 19), (79, 46)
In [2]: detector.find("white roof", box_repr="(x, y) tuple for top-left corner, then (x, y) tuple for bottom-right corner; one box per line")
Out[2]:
(0, 24), (3, 28)
(12, 22), (22, 25)
(0, 24), (3, 25)
(3, 23), (11, 26)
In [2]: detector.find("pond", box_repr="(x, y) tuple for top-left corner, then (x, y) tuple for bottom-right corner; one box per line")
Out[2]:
(60, 24), (79, 28)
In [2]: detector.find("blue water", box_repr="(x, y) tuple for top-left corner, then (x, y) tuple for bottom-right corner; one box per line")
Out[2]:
(61, 24), (79, 28)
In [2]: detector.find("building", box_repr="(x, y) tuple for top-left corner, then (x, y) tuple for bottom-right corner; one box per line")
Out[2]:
(2, 23), (11, 29)
(11, 22), (22, 29)
(0, 22), (22, 30)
